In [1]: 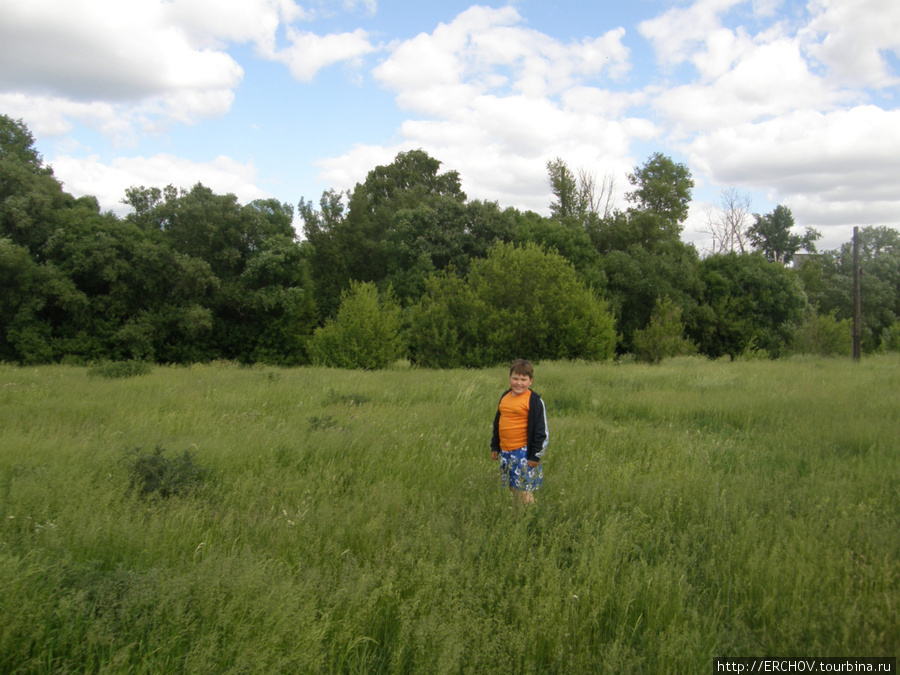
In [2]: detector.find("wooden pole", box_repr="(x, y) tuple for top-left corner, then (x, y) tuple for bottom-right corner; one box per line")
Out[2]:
(852, 226), (861, 361)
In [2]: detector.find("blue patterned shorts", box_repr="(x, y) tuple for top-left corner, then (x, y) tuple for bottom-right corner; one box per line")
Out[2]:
(499, 447), (543, 492)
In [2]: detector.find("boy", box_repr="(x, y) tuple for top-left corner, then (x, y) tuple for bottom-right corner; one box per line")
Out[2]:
(490, 359), (548, 506)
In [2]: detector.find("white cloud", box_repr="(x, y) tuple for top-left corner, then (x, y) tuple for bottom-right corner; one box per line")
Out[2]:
(0, 0), (377, 140)
(656, 36), (846, 134)
(0, 0), (243, 104)
(634, 0), (900, 248)
(164, 0), (308, 53)
(274, 28), (377, 82)
(48, 153), (270, 215)
(321, 5), (637, 213)
(803, 0), (900, 88)
(638, 0), (744, 66)
(686, 105), (900, 247)
(373, 6), (630, 106)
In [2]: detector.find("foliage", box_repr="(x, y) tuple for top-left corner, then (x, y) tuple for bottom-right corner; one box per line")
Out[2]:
(5, 115), (898, 366)
(1, 116), (314, 366)
(87, 360), (154, 379)
(877, 321), (900, 353)
(300, 149), (472, 316)
(696, 252), (808, 358)
(748, 204), (821, 265)
(308, 281), (404, 369)
(546, 156), (582, 222)
(408, 243), (617, 367)
(632, 296), (698, 363)
(791, 310), (852, 357)
(406, 269), (491, 368)
(807, 226), (900, 353)
(595, 236), (703, 353)
(124, 444), (209, 499)
(625, 151), (694, 229)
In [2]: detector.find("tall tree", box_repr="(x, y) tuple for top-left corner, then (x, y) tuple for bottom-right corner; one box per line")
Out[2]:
(547, 157), (581, 221)
(408, 242), (616, 367)
(625, 152), (694, 229)
(0, 114), (70, 256)
(547, 157), (616, 225)
(696, 252), (808, 358)
(124, 183), (315, 363)
(702, 187), (752, 255)
(301, 149), (469, 316)
(807, 226), (900, 352)
(748, 204), (820, 265)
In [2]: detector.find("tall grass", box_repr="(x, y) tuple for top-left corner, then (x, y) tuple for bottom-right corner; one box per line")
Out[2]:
(1, 356), (897, 673)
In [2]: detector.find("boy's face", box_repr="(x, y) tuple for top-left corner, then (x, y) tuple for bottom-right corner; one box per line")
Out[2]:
(509, 372), (533, 396)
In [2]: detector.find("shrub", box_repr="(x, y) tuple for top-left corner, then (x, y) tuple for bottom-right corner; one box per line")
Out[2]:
(406, 270), (491, 368)
(124, 445), (209, 499)
(88, 360), (154, 379)
(734, 336), (771, 361)
(308, 282), (405, 369)
(878, 321), (900, 353)
(408, 243), (617, 367)
(632, 296), (697, 364)
(791, 310), (852, 357)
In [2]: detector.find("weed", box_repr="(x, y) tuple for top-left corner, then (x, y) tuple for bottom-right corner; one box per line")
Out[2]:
(87, 360), (153, 379)
(124, 445), (208, 499)
(308, 414), (338, 431)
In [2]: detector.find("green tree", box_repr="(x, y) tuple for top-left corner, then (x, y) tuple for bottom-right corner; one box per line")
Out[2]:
(632, 296), (698, 363)
(878, 321), (900, 353)
(547, 157), (582, 222)
(308, 282), (404, 369)
(696, 252), (808, 358)
(408, 243), (617, 367)
(0, 114), (71, 256)
(406, 269), (490, 369)
(594, 234), (703, 354)
(298, 188), (351, 320)
(300, 150), (469, 317)
(583, 152), (701, 354)
(124, 184), (314, 363)
(791, 310), (852, 357)
(625, 152), (694, 230)
(748, 205), (820, 265)
(807, 226), (900, 352)
(0, 237), (86, 363)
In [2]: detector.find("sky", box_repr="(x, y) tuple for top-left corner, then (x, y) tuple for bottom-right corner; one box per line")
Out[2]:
(2, 0), (899, 252)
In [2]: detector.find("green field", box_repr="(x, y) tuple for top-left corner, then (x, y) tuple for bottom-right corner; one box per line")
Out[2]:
(1, 357), (898, 673)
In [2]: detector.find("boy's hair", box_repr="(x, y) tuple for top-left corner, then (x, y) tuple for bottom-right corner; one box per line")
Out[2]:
(509, 358), (534, 378)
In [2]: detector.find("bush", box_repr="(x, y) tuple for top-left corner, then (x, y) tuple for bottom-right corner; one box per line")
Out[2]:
(878, 321), (900, 353)
(632, 296), (697, 364)
(125, 445), (209, 499)
(791, 310), (852, 357)
(406, 270), (492, 368)
(308, 282), (405, 369)
(408, 243), (617, 367)
(88, 360), (154, 379)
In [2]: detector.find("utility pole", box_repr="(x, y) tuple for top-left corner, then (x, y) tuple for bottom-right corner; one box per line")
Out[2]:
(852, 226), (861, 361)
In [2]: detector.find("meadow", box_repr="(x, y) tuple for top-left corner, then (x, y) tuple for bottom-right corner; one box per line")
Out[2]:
(0, 356), (897, 673)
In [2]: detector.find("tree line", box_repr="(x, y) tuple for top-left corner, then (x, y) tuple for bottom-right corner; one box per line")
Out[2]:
(2, 114), (898, 368)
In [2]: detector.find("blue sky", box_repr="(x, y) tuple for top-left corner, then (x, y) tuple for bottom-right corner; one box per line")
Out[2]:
(2, 0), (898, 252)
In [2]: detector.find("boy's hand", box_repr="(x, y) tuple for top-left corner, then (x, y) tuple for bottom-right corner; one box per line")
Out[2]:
(527, 460), (539, 468)
(491, 451), (499, 461)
